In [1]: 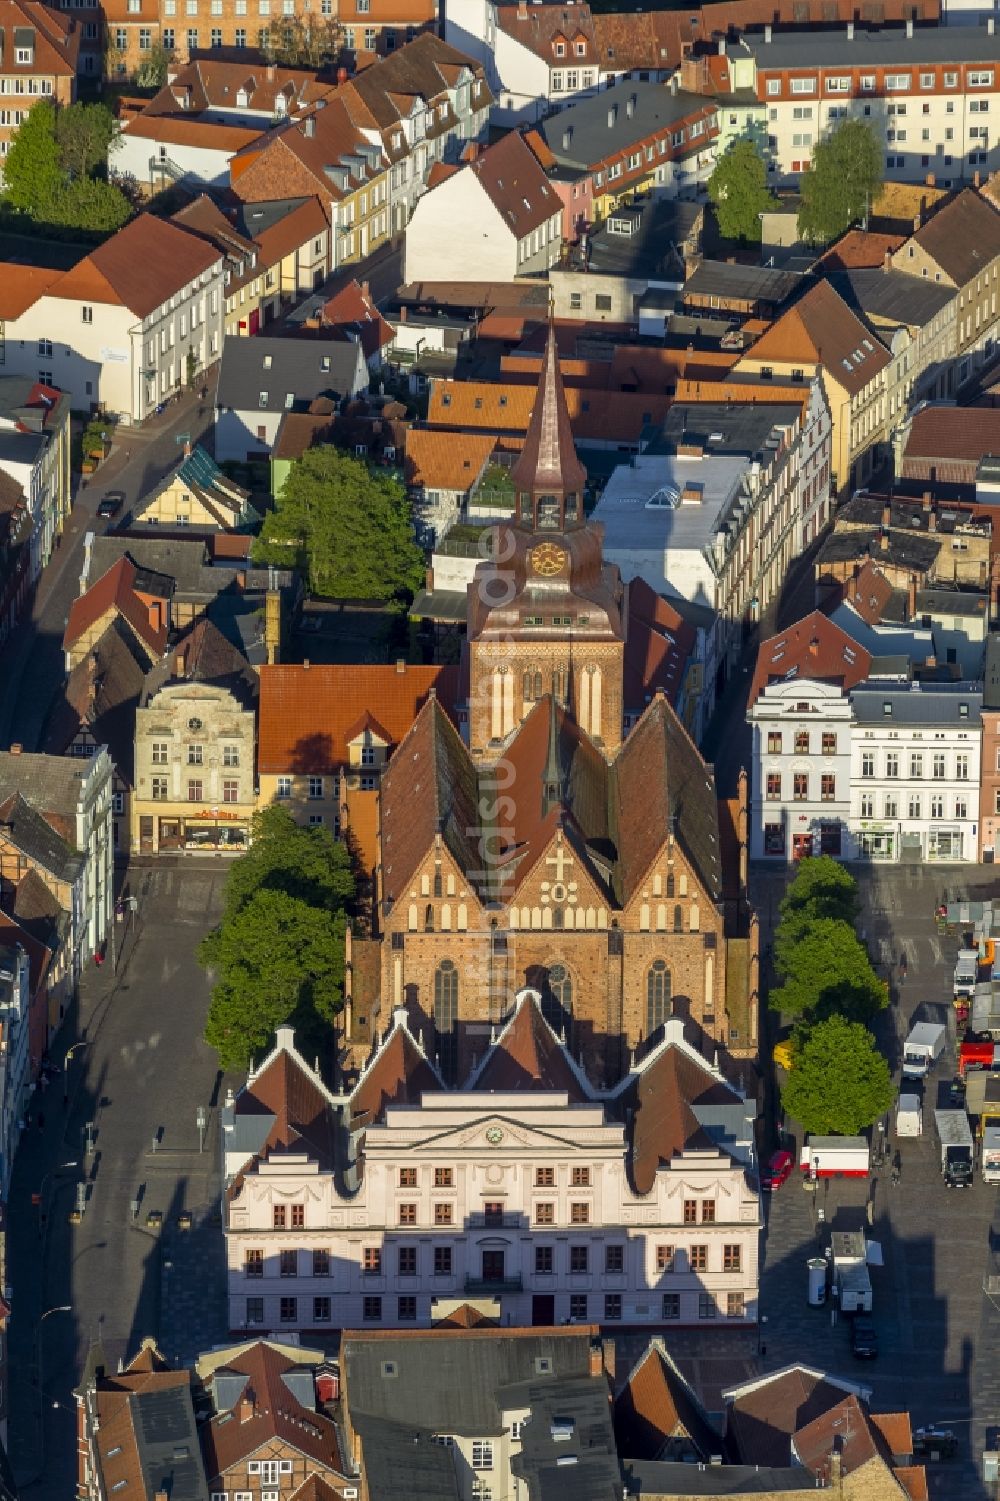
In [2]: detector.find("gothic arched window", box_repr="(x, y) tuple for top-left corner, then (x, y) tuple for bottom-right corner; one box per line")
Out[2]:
(541, 962), (573, 1035)
(647, 961), (671, 1035)
(434, 960), (459, 1084)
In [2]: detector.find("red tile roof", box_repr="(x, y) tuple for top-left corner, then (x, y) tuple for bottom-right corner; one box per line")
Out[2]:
(202, 1341), (345, 1479)
(625, 1042), (732, 1195)
(614, 1340), (722, 1461)
(740, 278), (890, 396)
(62, 557), (167, 659)
(904, 403), (1000, 465)
(470, 990), (591, 1098)
(0, 263), (62, 319)
(56, 214), (222, 318)
(623, 576), (696, 712)
(842, 560), (893, 626)
(322, 277), (396, 360)
(350, 1015), (442, 1126)
(465, 129), (560, 239)
(817, 229), (905, 272)
(749, 610), (872, 705)
(236, 1045), (336, 1166)
(257, 662), (462, 774)
(726, 1368), (856, 1467)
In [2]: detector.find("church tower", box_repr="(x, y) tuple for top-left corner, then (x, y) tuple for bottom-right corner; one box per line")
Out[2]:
(467, 323), (626, 757)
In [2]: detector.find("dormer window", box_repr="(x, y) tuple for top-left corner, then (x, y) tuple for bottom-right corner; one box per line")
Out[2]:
(236, 88), (249, 106)
(575, 39), (585, 54)
(259, 391), (269, 407)
(263, 354), (272, 369)
(554, 40), (565, 55)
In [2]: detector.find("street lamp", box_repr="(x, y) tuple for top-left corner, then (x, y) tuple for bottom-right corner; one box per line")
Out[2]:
(63, 1042), (87, 1105)
(196, 1106), (208, 1153)
(37, 1160), (78, 1228)
(34, 1304), (72, 1479)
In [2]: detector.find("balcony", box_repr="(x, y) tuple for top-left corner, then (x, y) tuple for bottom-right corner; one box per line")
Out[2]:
(468, 1212), (520, 1229)
(464, 1275), (523, 1295)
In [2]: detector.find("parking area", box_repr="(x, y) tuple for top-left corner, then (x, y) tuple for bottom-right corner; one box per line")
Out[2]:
(757, 861), (1000, 1501)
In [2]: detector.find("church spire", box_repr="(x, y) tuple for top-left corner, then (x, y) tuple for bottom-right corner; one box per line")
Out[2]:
(511, 319), (587, 532)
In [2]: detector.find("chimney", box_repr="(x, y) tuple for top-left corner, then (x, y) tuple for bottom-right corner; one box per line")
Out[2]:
(304, 115), (315, 138)
(880, 531), (889, 551)
(589, 1339), (604, 1377)
(908, 573), (917, 618)
(517, 0), (527, 15)
(925, 171), (936, 187)
(906, 16), (913, 36)
(989, 14), (996, 32)
(562, 128), (572, 149)
(881, 503), (891, 528)
(399, 305), (407, 322)
(883, 249), (891, 273)
(829, 1451), (843, 1485)
(9, 743), (21, 755)
(361, 279), (370, 299)
(303, 657), (310, 669)
(913, 212), (921, 232)
(396, 658), (407, 673)
(601, 1338), (616, 1382)
(929, 507), (937, 532)
(846, 20), (854, 39)
(922, 490), (932, 510)
(717, 35), (726, 54)
(607, 103), (617, 127)
(266, 62), (275, 80)
(183, 438), (192, 458)
(764, 22), (772, 40)
(626, 92), (637, 117)
(808, 637), (820, 657)
(975, 169), (982, 189)
(174, 645), (187, 678)
(239, 1387), (256, 1423)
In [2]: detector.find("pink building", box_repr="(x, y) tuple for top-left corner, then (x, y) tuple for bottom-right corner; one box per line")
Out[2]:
(223, 993), (761, 1334)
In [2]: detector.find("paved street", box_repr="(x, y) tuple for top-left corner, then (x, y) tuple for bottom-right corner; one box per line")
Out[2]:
(0, 372), (219, 754)
(7, 864), (235, 1499)
(755, 861), (1000, 1501)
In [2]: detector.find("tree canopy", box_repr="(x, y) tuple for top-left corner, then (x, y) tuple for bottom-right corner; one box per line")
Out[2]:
(707, 138), (777, 241)
(253, 445), (426, 602)
(779, 854), (860, 927)
(263, 14), (344, 66)
(200, 806), (355, 1070)
(4, 99), (130, 233)
(797, 119), (882, 245)
(772, 915), (887, 1025)
(781, 1014), (894, 1136)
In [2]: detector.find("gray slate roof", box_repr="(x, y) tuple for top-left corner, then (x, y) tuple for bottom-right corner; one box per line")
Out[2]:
(0, 791), (81, 882)
(685, 260), (804, 306)
(0, 748), (100, 822)
(742, 24), (1000, 66)
(131, 1384), (209, 1501)
(510, 1375), (622, 1501)
(216, 335), (366, 413)
(622, 1459), (814, 1494)
(850, 682), (982, 723)
(341, 1329), (595, 1434)
(352, 1414), (461, 1501)
(828, 267), (956, 328)
(536, 81), (710, 174)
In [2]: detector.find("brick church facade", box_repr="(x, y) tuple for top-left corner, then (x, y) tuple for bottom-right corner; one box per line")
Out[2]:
(344, 325), (758, 1088)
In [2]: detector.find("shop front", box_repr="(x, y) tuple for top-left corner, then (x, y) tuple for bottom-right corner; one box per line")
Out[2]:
(856, 822), (897, 862)
(137, 807), (250, 853)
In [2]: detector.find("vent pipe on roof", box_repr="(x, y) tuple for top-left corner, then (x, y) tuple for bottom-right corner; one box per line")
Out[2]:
(764, 22), (772, 41)
(990, 15), (996, 33)
(304, 115), (315, 137)
(906, 16), (913, 35)
(717, 35), (725, 55)
(626, 91), (637, 117)
(608, 103), (617, 126)
(846, 20), (854, 38)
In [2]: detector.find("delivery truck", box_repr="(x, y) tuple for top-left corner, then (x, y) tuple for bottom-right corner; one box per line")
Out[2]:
(983, 1125), (1000, 1183)
(831, 1231), (873, 1313)
(959, 1039), (1000, 1076)
(971, 982), (1000, 1042)
(800, 1137), (870, 1178)
(954, 949), (980, 998)
(964, 1071), (1000, 1134)
(934, 1108), (974, 1186)
(896, 1094), (922, 1137)
(901, 1022), (947, 1079)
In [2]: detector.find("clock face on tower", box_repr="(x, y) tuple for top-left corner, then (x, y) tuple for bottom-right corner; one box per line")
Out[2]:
(530, 542), (567, 577)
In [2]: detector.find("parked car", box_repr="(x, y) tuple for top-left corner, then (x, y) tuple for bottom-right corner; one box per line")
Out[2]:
(97, 490), (125, 519)
(762, 1149), (793, 1191)
(850, 1315), (878, 1359)
(912, 1427), (958, 1459)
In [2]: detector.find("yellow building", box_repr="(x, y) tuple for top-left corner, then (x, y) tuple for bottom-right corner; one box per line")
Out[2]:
(133, 443), (255, 531)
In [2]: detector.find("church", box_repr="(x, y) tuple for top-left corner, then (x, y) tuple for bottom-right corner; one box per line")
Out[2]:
(344, 326), (758, 1088)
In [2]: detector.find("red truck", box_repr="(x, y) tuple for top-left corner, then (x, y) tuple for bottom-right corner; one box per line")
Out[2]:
(959, 1040), (1000, 1077)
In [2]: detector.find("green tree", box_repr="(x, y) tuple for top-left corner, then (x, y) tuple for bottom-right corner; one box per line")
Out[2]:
(253, 445), (426, 601)
(135, 41), (174, 89)
(779, 854), (859, 927)
(707, 138), (777, 241)
(55, 102), (119, 181)
(3, 99), (61, 216)
(798, 118), (882, 245)
(771, 915), (887, 1025)
(200, 807), (355, 1069)
(50, 176), (131, 232)
(781, 1014), (893, 1136)
(262, 14), (344, 66)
